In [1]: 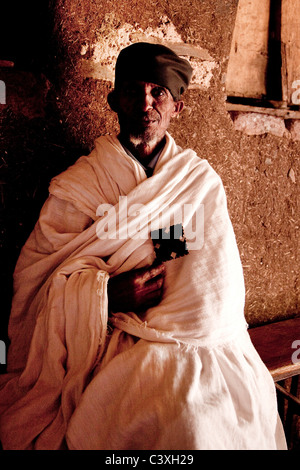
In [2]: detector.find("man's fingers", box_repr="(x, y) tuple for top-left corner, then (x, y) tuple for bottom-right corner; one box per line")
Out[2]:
(149, 262), (165, 278)
(138, 274), (164, 294)
(146, 273), (164, 289)
(108, 263), (165, 313)
(135, 263), (165, 285)
(135, 275), (164, 311)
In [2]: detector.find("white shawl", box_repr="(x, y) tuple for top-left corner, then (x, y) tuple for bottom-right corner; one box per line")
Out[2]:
(0, 133), (286, 450)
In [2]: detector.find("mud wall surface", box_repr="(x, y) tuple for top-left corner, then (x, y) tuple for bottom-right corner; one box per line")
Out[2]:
(0, 0), (299, 335)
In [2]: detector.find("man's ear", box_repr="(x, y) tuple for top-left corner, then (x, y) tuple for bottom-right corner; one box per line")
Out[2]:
(107, 90), (119, 112)
(172, 100), (184, 117)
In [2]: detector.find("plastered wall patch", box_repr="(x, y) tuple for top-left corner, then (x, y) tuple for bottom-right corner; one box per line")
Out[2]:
(80, 15), (217, 90)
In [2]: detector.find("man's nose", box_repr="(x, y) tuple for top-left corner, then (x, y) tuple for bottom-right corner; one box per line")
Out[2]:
(140, 91), (154, 112)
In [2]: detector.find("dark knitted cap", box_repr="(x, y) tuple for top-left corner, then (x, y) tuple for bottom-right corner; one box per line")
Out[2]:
(114, 42), (193, 101)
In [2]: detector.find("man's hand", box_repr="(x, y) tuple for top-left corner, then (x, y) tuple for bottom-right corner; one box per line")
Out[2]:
(107, 263), (165, 313)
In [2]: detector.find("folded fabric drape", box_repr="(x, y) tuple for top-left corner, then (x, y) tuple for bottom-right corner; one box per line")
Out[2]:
(0, 133), (287, 450)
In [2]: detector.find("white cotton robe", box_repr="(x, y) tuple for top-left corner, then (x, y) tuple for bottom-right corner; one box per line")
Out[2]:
(0, 132), (287, 450)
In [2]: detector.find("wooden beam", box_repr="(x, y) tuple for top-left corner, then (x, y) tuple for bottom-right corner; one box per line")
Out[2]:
(226, 0), (271, 99)
(281, 0), (300, 106)
(275, 382), (300, 406)
(226, 101), (300, 119)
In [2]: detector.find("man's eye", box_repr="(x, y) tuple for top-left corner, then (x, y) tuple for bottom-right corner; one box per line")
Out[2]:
(152, 87), (167, 98)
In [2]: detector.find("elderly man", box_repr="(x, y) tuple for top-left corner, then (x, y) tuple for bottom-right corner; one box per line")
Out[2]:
(0, 43), (286, 450)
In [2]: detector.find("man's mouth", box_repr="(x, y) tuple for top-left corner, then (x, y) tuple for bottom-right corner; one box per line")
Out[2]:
(140, 114), (159, 125)
(121, 112), (161, 138)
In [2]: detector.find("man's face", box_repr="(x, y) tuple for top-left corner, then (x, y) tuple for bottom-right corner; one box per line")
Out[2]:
(112, 81), (183, 147)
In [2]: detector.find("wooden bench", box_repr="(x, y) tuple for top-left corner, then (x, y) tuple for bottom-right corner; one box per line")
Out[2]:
(249, 317), (300, 448)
